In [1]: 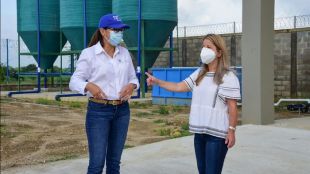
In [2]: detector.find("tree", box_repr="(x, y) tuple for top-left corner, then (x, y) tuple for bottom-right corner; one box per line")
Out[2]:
(0, 63), (5, 83)
(21, 64), (37, 72)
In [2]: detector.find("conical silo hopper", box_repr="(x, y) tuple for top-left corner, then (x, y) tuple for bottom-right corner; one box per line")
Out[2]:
(113, 0), (177, 69)
(60, 0), (112, 51)
(17, 0), (66, 69)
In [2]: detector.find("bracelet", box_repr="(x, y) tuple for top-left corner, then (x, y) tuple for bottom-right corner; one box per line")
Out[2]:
(229, 126), (236, 131)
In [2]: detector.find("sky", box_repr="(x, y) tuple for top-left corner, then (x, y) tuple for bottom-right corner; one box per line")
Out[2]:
(1, 0), (310, 67)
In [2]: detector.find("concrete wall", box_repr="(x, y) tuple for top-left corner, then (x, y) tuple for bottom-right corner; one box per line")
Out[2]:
(297, 32), (310, 97)
(153, 31), (310, 98)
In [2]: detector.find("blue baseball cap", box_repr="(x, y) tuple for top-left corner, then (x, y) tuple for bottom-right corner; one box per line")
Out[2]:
(98, 14), (130, 29)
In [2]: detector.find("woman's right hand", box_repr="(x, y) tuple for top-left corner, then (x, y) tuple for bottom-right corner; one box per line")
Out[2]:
(85, 82), (107, 99)
(145, 72), (158, 86)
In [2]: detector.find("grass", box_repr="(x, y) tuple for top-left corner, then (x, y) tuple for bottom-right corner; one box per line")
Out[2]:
(124, 145), (135, 149)
(153, 119), (165, 124)
(177, 129), (191, 137)
(153, 119), (174, 126)
(0, 97), (11, 103)
(163, 120), (174, 126)
(129, 101), (152, 109)
(0, 124), (6, 134)
(135, 112), (153, 118)
(171, 105), (183, 113)
(152, 106), (170, 115)
(0, 112), (9, 116)
(158, 127), (191, 138)
(158, 128), (171, 136)
(0, 124), (17, 138)
(156, 117), (191, 138)
(31, 98), (86, 109)
(67, 101), (84, 108)
(181, 122), (189, 131)
(35, 98), (60, 105)
(47, 154), (80, 163)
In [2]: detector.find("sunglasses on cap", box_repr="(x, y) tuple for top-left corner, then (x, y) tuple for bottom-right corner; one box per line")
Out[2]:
(105, 27), (124, 32)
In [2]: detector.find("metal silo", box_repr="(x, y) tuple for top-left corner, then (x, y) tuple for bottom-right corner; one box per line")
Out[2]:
(60, 0), (112, 50)
(113, 0), (178, 69)
(17, 0), (66, 69)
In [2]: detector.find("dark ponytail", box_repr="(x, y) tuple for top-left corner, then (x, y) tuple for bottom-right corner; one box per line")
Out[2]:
(88, 29), (104, 47)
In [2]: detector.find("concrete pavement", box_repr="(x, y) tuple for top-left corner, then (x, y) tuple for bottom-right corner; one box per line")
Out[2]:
(3, 117), (310, 174)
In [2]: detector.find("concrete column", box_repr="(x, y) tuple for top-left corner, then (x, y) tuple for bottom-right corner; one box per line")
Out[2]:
(242, 0), (275, 124)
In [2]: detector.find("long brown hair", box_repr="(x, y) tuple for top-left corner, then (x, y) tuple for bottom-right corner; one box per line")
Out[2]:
(195, 34), (229, 85)
(88, 29), (104, 47)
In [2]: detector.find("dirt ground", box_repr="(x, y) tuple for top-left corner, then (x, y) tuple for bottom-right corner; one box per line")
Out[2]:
(0, 97), (190, 169)
(0, 96), (307, 170)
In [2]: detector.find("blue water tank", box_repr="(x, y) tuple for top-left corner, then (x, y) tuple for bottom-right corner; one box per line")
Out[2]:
(151, 67), (242, 105)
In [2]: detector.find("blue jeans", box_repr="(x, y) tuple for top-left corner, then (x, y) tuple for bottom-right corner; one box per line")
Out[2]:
(86, 100), (130, 174)
(194, 133), (228, 174)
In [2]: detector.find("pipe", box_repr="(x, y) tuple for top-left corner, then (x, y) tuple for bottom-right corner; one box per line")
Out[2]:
(8, 0), (41, 97)
(71, 55), (74, 73)
(36, 0), (41, 92)
(83, 0), (87, 48)
(55, 93), (85, 101)
(44, 69), (47, 88)
(135, 0), (142, 98)
(18, 35), (21, 91)
(274, 98), (310, 106)
(169, 32), (173, 68)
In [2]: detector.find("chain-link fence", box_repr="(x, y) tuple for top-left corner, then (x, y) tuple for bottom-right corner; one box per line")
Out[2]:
(0, 39), (73, 68)
(174, 14), (310, 37)
(1, 38), (74, 89)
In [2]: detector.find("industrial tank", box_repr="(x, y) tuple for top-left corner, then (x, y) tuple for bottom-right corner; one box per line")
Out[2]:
(60, 0), (112, 50)
(113, 0), (177, 68)
(17, 0), (66, 69)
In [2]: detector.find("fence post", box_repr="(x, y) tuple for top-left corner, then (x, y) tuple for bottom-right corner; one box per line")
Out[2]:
(293, 16), (297, 28)
(176, 26), (180, 66)
(233, 22), (236, 33)
(231, 35), (236, 66)
(6, 39), (10, 84)
(181, 39), (187, 67)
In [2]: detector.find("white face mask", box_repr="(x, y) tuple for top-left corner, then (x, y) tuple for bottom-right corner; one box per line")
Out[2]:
(200, 47), (216, 64)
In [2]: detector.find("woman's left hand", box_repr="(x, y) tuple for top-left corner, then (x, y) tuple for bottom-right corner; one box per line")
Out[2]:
(225, 131), (236, 148)
(119, 84), (135, 101)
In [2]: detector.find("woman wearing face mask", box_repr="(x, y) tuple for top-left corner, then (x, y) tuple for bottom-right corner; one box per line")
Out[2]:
(69, 14), (139, 174)
(146, 34), (240, 174)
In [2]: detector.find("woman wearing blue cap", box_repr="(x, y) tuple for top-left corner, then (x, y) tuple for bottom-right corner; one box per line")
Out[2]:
(146, 34), (241, 174)
(69, 14), (139, 174)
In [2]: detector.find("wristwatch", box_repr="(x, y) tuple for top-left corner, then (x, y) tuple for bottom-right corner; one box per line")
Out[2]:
(229, 126), (236, 131)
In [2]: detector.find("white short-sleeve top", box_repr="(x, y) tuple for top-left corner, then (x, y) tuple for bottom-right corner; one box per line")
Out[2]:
(183, 68), (241, 139)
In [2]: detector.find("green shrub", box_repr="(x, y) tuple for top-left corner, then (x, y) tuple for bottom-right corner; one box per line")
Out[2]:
(159, 128), (171, 136)
(68, 101), (83, 108)
(35, 98), (59, 105)
(152, 106), (169, 115)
